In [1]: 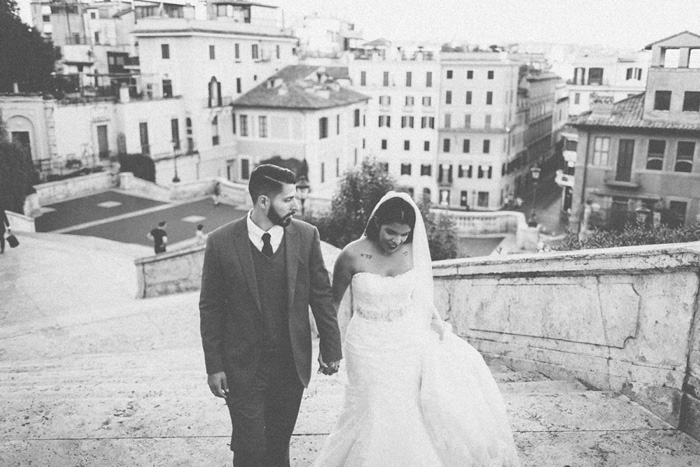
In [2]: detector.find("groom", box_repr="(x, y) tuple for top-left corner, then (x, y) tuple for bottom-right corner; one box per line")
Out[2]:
(200, 164), (342, 467)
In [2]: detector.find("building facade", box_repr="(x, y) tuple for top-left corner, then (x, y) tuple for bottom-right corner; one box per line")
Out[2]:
(570, 31), (700, 230)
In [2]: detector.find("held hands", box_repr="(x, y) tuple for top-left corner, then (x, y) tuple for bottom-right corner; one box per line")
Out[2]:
(207, 371), (229, 399)
(317, 354), (340, 376)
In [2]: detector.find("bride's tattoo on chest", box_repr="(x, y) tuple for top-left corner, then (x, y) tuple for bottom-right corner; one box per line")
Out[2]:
(403, 251), (409, 256)
(360, 253), (372, 259)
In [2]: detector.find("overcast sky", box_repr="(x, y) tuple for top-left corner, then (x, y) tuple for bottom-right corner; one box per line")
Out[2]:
(269, 0), (700, 50)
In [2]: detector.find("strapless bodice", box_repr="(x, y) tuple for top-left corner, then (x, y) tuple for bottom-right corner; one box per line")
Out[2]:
(351, 268), (417, 322)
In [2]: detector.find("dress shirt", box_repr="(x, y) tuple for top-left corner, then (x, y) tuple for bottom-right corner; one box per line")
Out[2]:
(247, 211), (284, 254)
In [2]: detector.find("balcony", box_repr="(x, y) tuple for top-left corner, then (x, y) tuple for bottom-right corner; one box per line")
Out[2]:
(604, 170), (641, 189)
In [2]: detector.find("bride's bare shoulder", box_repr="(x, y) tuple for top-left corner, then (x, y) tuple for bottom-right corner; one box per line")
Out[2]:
(336, 238), (371, 271)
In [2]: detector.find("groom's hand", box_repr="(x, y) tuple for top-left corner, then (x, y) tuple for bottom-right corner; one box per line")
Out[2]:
(207, 371), (229, 399)
(317, 354), (340, 376)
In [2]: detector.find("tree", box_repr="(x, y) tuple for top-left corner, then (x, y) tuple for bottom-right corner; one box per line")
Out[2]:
(556, 222), (700, 251)
(0, 0), (55, 93)
(417, 197), (458, 261)
(0, 130), (38, 213)
(118, 154), (156, 182)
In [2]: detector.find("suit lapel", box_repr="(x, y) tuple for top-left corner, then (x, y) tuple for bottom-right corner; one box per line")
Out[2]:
(233, 220), (262, 313)
(285, 222), (300, 315)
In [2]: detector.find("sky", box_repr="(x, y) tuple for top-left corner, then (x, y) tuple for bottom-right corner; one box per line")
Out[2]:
(269, 0), (700, 50)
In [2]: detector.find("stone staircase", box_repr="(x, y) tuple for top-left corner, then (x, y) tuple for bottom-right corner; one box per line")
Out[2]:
(1, 234), (699, 466)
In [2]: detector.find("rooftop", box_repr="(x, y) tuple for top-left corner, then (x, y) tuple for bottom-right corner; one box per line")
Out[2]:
(570, 93), (700, 131)
(232, 65), (370, 110)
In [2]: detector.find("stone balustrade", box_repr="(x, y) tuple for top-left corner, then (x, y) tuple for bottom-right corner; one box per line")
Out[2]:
(34, 172), (116, 205)
(436, 209), (527, 236)
(432, 241), (700, 441)
(5, 210), (36, 232)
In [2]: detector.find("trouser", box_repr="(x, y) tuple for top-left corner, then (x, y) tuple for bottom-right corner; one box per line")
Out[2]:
(0, 234), (4, 252)
(227, 348), (305, 467)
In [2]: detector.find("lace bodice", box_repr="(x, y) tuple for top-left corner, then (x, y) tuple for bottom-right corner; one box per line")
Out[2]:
(351, 268), (417, 322)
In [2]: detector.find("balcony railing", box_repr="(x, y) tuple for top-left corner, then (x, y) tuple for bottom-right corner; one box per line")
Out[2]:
(604, 170), (641, 189)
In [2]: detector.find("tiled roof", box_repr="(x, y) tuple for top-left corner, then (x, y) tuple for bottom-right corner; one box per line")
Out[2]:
(362, 38), (392, 48)
(570, 93), (700, 132)
(644, 30), (700, 49)
(232, 65), (369, 110)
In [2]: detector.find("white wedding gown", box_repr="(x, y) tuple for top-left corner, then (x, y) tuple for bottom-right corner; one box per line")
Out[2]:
(312, 268), (520, 467)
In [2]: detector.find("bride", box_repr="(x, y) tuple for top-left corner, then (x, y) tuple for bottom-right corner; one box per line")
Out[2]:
(312, 191), (520, 467)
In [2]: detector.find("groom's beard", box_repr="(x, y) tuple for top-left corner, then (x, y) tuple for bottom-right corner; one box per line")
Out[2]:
(268, 205), (293, 227)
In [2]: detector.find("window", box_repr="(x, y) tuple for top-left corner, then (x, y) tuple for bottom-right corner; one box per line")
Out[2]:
(445, 90), (452, 104)
(161, 44), (170, 59)
(354, 109), (360, 127)
(426, 71), (432, 87)
(379, 95), (391, 105)
(682, 92), (700, 112)
(486, 91), (493, 105)
(258, 116), (267, 138)
(406, 71), (412, 87)
(186, 118), (194, 153)
(378, 115), (391, 127)
(487, 70), (494, 80)
(405, 96), (414, 106)
(588, 67), (603, 85)
(319, 117), (328, 139)
(401, 116), (415, 128)
(209, 45), (215, 60)
(336, 115), (341, 135)
(381, 139), (388, 150)
(383, 71), (389, 86)
(321, 162), (325, 183)
(478, 166), (484, 178)
(421, 116), (435, 129)
(162, 79), (173, 98)
(592, 136), (610, 165)
(139, 122), (149, 155)
(404, 140), (410, 150)
(446, 70), (453, 79)
(360, 71), (366, 86)
(483, 139), (490, 153)
(487, 166), (493, 179)
(94, 31), (100, 44)
(421, 164), (432, 176)
(380, 162), (389, 172)
(236, 78), (242, 94)
(467, 70), (473, 79)
(424, 141), (430, 151)
(211, 116), (220, 146)
(232, 111), (236, 134)
(574, 93), (580, 105)
(336, 158), (340, 177)
(463, 139), (470, 153)
(252, 44), (259, 60)
(443, 138), (450, 153)
(208, 77), (222, 107)
(477, 192), (489, 207)
(422, 96), (432, 107)
(626, 68), (642, 80)
(235, 43), (240, 59)
(464, 114), (471, 128)
(675, 141), (695, 172)
(276, 45), (280, 59)
(171, 118), (180, 150)
(654, 91), (672, 111)
(401, 163), (412, 175)
(646, 140), (665, 170)
(241, 159), (250, 180)
(444, 113), (451, 129)
(484, 114), (491, 129)
(465, 91), (472, 105)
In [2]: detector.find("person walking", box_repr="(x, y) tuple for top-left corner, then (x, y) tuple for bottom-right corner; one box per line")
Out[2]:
(194, 223), (207, 244)
(199, 164), (342, 467)
(147, 221), (168, 254)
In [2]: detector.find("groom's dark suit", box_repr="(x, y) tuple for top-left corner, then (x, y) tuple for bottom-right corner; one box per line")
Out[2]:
(200, 216), (342, 467)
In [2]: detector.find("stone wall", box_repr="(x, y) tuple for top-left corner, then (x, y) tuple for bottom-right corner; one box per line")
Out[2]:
(34, 172), (116, 205)
(433, 242), (700, 440)
(5, 210), (36, 232)
(135, 243), (206, 298)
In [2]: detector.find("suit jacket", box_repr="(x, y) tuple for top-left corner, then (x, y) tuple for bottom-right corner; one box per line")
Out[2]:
(199, 217), (342, 388)
(0, 210), (9, 235)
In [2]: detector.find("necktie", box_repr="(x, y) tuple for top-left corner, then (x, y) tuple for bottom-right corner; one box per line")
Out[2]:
(262, 232), (273, 257)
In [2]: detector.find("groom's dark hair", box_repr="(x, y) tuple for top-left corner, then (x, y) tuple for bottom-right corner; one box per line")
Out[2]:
(248, 164), (296, 204)
(365, 197), (416, 243)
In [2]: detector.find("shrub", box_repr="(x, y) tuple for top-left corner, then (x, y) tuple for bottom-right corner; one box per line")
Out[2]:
(0, 140), (38, 213)
(556, 222), (700, 251)
(118, 153), (155, 182)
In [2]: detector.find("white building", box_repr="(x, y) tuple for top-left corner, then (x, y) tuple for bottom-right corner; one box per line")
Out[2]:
(347, 41), (441, 202)
(567, 51), (651, 116)
(132, 0), (299, 180)
(436, 52), (522, 210)
(231, 65), (369, 194)
(294, 13), (364, 58)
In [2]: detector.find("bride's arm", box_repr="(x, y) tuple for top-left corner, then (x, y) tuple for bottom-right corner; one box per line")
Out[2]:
(332, 248), (355, 314)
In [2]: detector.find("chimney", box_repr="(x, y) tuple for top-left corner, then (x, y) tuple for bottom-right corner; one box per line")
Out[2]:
(589, 92), (614, 117)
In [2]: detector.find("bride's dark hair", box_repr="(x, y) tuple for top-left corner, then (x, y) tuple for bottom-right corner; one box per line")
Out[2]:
(364, 196), (416, 243)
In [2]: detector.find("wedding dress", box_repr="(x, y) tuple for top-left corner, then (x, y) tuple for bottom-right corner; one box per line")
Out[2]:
(311, 192), (520, 467)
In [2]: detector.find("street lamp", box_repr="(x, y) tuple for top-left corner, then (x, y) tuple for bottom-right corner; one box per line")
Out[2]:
(172, 142), (180, 183)
(528, 165), (541, 227)
(296, 176), (310, 216)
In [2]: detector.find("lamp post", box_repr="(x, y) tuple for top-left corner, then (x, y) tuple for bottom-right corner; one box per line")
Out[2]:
(172, 142), (180, 183)
(296, 176), (310, 216)
(528, 165), (541, 227)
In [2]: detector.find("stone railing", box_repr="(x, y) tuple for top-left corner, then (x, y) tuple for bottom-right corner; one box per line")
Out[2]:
(118, 172), (171, 202)
(135, 243), (206, 298)
(5, 210), (36, 232)
(34, 171), (116, 205)
(435, 209), (527, 236)
(432, 241), (700, 441)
